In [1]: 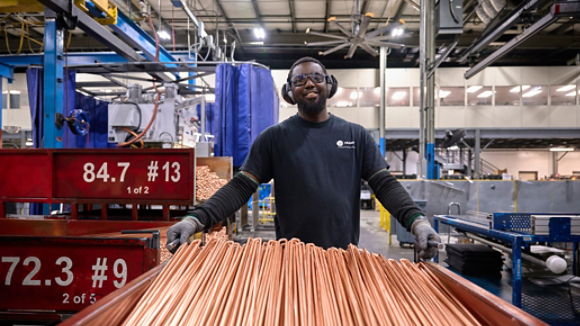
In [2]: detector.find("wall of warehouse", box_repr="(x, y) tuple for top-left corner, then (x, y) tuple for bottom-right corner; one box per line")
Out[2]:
(3, 66), (579, 176)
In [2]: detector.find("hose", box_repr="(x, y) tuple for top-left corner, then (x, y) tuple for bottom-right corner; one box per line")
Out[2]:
(26, 22), (44, 54)
(120, 126), (145, 148)
(117, 12), (162, 147)
(124, 101), (142, 131)
(4, 21), (25, 55)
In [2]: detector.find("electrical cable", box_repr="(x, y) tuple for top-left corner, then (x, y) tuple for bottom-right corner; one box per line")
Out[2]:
(26, 21), (44, 54)
(120, 126), (145, 148)
(124, 101), (142, 131)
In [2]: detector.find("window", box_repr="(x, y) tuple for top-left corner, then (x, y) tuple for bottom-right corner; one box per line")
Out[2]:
(413, 87), (421, 107)
(439, 87), (465, 106)
(522, 86), (548, 106)
(550, 85), (576, 106)
(387, 87), (410, 106)
(495, 86), (521, 106)
(9, 91), (20, 109)
(332, 87), (357, 107)
(359, 87), (380, 107)
(467, 86), (493, 106)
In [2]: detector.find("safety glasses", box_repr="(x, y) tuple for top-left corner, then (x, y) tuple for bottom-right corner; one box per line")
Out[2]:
(291, 72), (326, 87)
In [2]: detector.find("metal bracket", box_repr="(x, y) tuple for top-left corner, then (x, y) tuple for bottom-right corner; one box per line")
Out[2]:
(121, 230), (160, 249)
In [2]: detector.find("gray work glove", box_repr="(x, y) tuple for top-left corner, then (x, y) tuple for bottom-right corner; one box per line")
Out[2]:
(412, 217), (442, 260)
(166, 216), (204, 253)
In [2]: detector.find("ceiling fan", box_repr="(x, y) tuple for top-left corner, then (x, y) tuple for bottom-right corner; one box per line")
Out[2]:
(304, 0), (406, 59)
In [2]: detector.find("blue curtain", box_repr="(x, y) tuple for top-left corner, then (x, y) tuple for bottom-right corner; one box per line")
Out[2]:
(214, 63), (279, 167)
(196, 102), (216, 135)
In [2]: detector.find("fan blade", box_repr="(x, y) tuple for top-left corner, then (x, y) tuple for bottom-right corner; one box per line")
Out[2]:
(332, 22), (354, 37)
(365, 22), (402, 39)
(306, 40), (348, 47)
(306, 31), (348, 40)
(365, 41), (406, 48)
(359, 43), (379, 56)
(346, 44), (358, 58)
(358, 16), (372, 37)
(320, 42), (351, 56)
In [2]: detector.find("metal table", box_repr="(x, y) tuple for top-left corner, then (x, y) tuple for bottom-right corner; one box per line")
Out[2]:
(434, 213), (580, 307)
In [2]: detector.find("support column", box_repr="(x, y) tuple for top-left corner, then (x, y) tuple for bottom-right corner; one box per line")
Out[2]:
(402, 149), (407, 175)
(552, 152), (558, 176)
(425, 0), (436, 179)
(474, 129), (481, 177)
(43, 9), (64, 148)
(419, 0), (426, 178)
(379, 47), (387, 157)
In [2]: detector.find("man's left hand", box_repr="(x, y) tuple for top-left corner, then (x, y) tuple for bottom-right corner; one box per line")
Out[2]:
(412, 218), (442, 260)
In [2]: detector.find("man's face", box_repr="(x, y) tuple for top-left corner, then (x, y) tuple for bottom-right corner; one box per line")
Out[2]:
(290, 62), (327, 114)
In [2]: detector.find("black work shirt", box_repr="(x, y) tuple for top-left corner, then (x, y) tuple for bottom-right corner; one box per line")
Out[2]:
(241, 114), (388, 249)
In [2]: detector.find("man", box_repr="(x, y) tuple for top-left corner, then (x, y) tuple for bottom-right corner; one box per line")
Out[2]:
(168, 57), (441, 259)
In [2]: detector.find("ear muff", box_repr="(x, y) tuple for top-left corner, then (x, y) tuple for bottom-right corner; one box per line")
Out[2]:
(326, 75), (338, 99)
(281, 83), (296, 105)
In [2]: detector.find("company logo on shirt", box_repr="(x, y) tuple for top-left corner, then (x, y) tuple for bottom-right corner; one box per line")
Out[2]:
(336, 140), (355, 149)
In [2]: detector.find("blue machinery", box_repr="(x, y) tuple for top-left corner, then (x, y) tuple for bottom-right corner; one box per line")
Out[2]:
(434, 213), (580, 309)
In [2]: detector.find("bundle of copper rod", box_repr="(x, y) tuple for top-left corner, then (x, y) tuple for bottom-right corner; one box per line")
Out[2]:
(119, 238), (481, 326)
(196, 166), (228, 201)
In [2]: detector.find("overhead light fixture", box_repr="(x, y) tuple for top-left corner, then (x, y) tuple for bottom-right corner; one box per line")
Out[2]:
(510, 85), (529, 93)
(374, 87), (381, 95)
(223, 34), (227, 44)
(157, 29), (171, 40)
(466, 86), (482, 93)
(477, 91), (493, 98)
(247, 41), (264, 45)
(253, 27), (265, 39)
(306, 28), (311, 34)
(565, 91), (577, 97)
(557, 85), (576, 92)
(25, 141), (33, 146)
(391, 91), (407, 100)
(336, 87), (343, 95)
(391, 28), (404, 37)
(447, 145), (459, 150)
(550, 147), (574, 152)
(336, 100), (349, 107)
(9, 90), (20, 94)
(350, 91), (362, 100)
(439, 90), (451, 98)
(522, 89), (542, 97)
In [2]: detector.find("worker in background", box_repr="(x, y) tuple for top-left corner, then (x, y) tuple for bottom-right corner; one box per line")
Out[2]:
(168, 57), (441, 259)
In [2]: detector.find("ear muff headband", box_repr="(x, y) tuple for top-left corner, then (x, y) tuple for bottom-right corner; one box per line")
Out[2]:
(281, 74), (338, 105)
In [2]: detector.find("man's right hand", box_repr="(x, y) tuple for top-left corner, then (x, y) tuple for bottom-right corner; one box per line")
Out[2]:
(166, 216), (204, 253)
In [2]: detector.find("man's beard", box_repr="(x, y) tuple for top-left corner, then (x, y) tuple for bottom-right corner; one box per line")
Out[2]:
(297, 96), (327, 115)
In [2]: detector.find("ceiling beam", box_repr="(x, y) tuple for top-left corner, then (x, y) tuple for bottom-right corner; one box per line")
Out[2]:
(289, 0), (297, 33)
(550, 20), (576, 35)
(251, 0), (263, 25)
(324, 0), (331, 33)
(213, 0), (245, 54)
(361, 0), (371, 14)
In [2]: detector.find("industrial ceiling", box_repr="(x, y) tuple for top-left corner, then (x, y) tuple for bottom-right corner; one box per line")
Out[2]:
(0, 0), (579, 69)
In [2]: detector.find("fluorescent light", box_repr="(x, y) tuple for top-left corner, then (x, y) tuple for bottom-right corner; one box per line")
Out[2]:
(350, 91), (361, 100)
(374, 87), (380, 95)
(253, 27), (265, 39)
(550, 147), (574, 152)
(448, 145), (459, 150)
(391, 91), (407, 100)
(477, 91), (493, 98)
(336, 100), (349, 107)
(336, 87), (343, 95)
(25, 141), (33, 146)
(510, 85), (529, 93)
(523, 89), (542, 97)
(157, 30), (171, 40)
(566, 91), (577, 97)
(466, 86), (482, 93)
(439, 90), (451, 98)
(9, 90), (20, 94)
(557, 85), (575, 92)
(306, 28), (311, 34)
(247, 41), (264, 45)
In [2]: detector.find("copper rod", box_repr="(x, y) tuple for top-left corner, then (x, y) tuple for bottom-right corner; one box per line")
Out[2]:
(116, 238), (483, 326)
